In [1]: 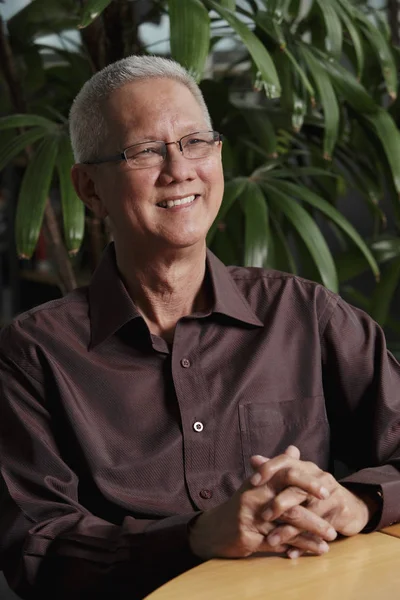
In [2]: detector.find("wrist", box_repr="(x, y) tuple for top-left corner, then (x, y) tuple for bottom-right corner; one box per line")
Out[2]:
(344, 484), (383, 531)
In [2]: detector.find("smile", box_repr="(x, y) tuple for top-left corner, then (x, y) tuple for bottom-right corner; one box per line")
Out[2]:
(157, 195), (197, 209)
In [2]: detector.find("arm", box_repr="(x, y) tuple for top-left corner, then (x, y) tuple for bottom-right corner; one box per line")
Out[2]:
(321, 297), (400, 530)
(0, 352), (201, 600)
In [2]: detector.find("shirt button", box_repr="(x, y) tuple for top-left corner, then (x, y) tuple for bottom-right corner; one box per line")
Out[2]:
(181, 358), (191, 368)
(193, 421), (204, 432)
(200, 489), (213, 499)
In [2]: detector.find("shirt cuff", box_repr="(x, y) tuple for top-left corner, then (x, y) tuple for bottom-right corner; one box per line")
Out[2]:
(339, 466), (400, 530)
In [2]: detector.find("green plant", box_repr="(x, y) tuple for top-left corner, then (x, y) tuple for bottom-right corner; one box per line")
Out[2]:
(0, 0), (399, 335)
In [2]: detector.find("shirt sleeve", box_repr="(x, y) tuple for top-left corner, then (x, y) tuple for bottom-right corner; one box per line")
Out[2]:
(321, 297), (400, 530)
(0, 347), (202, 600)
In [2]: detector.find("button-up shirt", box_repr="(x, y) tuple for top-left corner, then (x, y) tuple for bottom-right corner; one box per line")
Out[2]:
(1, 244), (400, 599)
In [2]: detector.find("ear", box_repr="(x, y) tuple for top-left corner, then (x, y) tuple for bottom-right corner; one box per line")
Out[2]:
(71, 164), (108, 220)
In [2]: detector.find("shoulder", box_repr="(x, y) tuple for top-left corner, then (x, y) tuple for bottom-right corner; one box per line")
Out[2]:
(0, 286), (90, 361)
(227, 265), (339, 322)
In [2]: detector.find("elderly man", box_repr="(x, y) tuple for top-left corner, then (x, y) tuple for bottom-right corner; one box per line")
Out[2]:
(0, 54), (399, 600)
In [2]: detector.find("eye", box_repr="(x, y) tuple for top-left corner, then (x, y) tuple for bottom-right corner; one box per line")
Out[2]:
(137, 147), (159, 156)
(187, 137), (206, 145)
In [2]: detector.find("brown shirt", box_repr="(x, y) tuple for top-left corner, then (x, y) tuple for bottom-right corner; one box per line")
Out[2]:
(1, 244), (400, 599)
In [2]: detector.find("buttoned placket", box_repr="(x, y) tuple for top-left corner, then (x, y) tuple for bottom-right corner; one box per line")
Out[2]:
(171, 318), (216, 510)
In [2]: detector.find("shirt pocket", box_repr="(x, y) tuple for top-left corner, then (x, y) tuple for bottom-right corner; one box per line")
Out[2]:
(238, 396), (330, 478)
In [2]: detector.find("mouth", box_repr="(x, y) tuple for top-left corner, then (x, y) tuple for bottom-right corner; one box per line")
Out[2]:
(156, 194), (198, 209)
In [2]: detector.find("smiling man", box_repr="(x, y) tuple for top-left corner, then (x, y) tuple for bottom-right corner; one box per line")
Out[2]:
(0, 55), (400, 600)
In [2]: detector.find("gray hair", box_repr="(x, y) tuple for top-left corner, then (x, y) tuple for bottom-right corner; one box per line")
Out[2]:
(69, 55), (212, 163)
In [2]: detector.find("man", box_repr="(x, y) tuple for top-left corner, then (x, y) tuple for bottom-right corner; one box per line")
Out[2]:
(0, 55), (399, 600)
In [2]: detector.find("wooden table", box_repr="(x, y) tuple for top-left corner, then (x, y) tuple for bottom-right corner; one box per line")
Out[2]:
(145, 533), (400, 599)
(381, 523), (400, 539)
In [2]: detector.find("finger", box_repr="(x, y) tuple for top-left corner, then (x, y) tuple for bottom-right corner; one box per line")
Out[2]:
(284, 445), (300, 460)
(275, 505), (337, 542)
(286, 532), (330, 556)
(251, 458), (331, 501)
(287, 548), (305, 559)
(250, 455), (269, 470)
(267, 525), (331, 555)
(262, 485), (322, 522)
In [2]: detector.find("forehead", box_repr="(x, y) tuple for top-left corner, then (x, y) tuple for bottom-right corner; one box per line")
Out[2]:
(103, 78), (207, 140)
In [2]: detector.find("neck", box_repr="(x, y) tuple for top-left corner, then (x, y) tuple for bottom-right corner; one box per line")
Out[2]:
(115, 242), (209, 342)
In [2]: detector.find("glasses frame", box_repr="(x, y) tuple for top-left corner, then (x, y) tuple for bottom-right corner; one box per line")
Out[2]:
(82, 130), (224, 167)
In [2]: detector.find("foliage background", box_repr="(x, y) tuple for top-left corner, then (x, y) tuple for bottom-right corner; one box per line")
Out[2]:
(0, 0), (400, 353)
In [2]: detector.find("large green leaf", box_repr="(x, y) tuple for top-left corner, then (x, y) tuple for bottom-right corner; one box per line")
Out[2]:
(79, 0), (112, 28)
(272, 179), (379, 280)
(0, 114), (57, 131)
(0, 128), (46, 172)
(168, 0), (210, 82)
(301, 46), (339, 159)
(354, 6), (398, 99)
(316, 47), (377, 113)
(241, 181), (270, 267)
(335, 236), (400, 284)
(208, 0), (281, 98)
(268, 212), (297, 273)
(262, 183), (338, 291)
(363, 109), (400, 198)
(369, 257), (400, 326)
(256, 9), (286, 47)
(207, 177), (247, 244)
(217, 0), (236, 8)
(315, 0), (343, 60)
(333, 0), (364, 79)
(15, 136), (59, 259)
(57, 136), (85, 255)
(7, 0), (80, 41)
(242, 109), (277, 158)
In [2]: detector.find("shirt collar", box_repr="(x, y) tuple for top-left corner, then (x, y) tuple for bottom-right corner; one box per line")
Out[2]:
(206, 249), (263, 327)
(89, 244), (263, 348)
(89, 244), (142, 348)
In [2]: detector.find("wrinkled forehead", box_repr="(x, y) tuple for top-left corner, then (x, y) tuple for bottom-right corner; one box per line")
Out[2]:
(102, 78), (207, 141)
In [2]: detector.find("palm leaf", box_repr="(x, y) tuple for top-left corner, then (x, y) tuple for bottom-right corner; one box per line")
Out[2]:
(315, 0), (343, 60)
(333, 0), (364, 79)
(57, 135), (85, 255)
(208, 0), (281, 98)
(168, 0), (210, 82)
(272, 179), (379, 279)
(79, 0), (113, 28)
(0, 114), (57, 130)
(262, 183), (338, 291)
(0, 128), (46, 172)
(207, 177), (247, 244)
(15, 136), (59, 259)
(240, 181), (270, 267)
(369, 257), (400, 326)
(301, 45), (340, 159)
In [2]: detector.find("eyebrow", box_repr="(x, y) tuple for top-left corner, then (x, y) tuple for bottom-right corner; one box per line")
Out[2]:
(123, 126), (207, 147)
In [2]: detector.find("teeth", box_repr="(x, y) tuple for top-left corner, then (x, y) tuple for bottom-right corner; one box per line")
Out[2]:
(158, 195), (196, 208)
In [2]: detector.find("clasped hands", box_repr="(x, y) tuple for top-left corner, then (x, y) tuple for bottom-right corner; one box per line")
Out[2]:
(189, 446), (372, 560)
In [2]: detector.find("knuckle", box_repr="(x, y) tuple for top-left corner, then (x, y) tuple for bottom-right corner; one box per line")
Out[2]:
(284, 506), (302, 521)
(286, 466), (299, 482)
(323, 472), (336, 487)
(240, 490), (252, 507)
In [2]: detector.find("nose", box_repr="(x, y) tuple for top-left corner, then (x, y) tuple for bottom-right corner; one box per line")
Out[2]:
(158, 142), (196, 185)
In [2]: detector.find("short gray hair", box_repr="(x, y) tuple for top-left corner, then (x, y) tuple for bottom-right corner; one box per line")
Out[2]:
(69, 55), (212, 163)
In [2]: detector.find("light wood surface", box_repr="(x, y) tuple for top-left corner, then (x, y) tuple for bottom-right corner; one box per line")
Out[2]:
(145, 533), (400, 600)
(381, 523), (400, 538)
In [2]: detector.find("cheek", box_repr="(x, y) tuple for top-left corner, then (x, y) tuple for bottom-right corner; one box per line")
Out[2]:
(198, 157), (224, 191)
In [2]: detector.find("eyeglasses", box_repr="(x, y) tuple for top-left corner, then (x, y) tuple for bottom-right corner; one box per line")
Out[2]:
(83, 130), (223, 169)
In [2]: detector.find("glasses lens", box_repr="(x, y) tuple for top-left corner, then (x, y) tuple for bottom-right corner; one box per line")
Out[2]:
(125, 141), (165, 168)
(182, 131), (219, 159)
